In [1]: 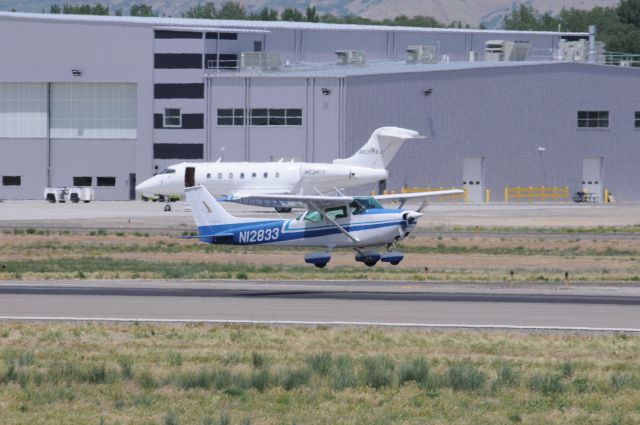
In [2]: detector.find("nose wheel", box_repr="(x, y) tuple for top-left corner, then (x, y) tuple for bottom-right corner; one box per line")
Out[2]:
(164, 203), (172, 212)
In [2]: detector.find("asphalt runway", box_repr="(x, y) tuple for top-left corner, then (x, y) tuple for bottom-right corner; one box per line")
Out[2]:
(1, 280), (639, 331)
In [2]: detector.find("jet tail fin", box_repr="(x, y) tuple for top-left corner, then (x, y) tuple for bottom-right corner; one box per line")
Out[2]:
(333, 127), (424, 169)
(185, 185), (238, 229)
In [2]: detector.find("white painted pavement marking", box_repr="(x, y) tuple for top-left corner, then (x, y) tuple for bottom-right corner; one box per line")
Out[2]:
(0, 316), (639, 332)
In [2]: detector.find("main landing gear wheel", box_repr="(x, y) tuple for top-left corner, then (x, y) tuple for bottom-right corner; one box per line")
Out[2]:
(355, 250), (381, 267)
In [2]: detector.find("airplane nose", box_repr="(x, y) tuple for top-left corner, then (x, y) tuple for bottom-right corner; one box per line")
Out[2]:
(135, 178), (155, 193)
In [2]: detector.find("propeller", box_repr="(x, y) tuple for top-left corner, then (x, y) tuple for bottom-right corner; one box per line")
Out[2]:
(402, 211), (423, 228)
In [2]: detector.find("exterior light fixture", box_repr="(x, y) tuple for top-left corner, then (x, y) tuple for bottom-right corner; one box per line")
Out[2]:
(71, 69), (82, 77)
(321, 88), (331, 95)
(424, 89), (433, 96)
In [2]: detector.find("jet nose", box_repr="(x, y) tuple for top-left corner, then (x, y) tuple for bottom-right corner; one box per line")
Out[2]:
(135, 177), (156, 194)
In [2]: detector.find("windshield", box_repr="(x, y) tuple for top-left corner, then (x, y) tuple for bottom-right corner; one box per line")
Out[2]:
(351, 197), (383, 214)
(159, 168), (176, 175)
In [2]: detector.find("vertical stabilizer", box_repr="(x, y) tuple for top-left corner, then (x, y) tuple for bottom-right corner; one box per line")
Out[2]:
(333, 127), (424, 169)
(185, 185), (237, 229)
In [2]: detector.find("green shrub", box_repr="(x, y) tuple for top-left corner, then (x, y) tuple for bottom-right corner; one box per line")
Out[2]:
(117, 356), (134, 379)
(137, 369), (158, 390)
(164, 411), (180, 425)
(362, 355), (395, 389)
(306, 352), (332, 376)
(494, 361), (519, 389)
(528, 372), (565, 395)
(249, 369), (272, 392)
(331, 355), (357, 390)
(251, 352), (265, 368)
(169, 352), (183, 367)
(398, 357), (432, 387)
(447, 360), (486, 391)
(279, 367), (311, 390)
(561, 361), (574, 378)
(610, 372), (639, 391)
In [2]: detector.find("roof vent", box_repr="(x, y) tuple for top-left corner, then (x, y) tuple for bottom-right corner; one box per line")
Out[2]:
(406, 45), (437, 64)
(240, 51), (281, 71)
(484, 40), (530, 61)
(335, 50), (366, 66)
(555, 39), (604, 62)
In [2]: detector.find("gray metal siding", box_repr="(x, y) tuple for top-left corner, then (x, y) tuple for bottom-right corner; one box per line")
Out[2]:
(50, 139), (137, 200)
(344, 63), (640, 200)
(0, 140), (48, 199)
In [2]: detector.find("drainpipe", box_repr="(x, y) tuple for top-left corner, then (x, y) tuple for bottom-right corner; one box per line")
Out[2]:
(588, 25), (596, 64)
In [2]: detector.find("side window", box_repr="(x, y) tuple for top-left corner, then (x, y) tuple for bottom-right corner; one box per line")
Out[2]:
(217, 172), (223, 179)
(240, 173), (245, 179)
(263, 172), (268, 178)
(228, 172), (233, 179)
(325, 206), (348, 220)
(303, 211), (322, 223)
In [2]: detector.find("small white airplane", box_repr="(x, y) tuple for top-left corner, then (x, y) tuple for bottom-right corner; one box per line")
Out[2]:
(136, 127), (422, 211)
(183, 184), (463, 268)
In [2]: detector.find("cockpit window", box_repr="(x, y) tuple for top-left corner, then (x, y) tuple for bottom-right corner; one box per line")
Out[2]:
(353, 197), (382, 211)
(159, 168), (176, 174)
(303, 211), (322, 223)
(325, 206), (348, 220)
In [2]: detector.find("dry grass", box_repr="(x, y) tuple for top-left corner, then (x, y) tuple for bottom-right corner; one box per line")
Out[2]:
(0, 322), (639, 424)
(0, 231), (639, 282)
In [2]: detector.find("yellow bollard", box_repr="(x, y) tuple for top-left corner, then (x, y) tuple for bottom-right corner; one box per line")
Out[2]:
(604, 189), (609, 203)
(504, 187), (509, 203)
(485, 189), (490, 203)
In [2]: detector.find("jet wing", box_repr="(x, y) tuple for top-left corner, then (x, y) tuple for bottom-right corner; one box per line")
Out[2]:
(230, 193), (354, 210)
(374, 189), (464, 210)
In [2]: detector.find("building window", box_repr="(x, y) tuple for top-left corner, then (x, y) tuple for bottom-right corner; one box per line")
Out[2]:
(97, 177), (116, 187)
(578, 111), (609, 128)
(0, 83), (47, 138)
(635, 112), (640, 128)
(73, 176), (92, 186)
(164, 108), (181, 127)
(250, 108), (302, 126)
(2, 176), (21, 186)
(217, 109), (244, 126)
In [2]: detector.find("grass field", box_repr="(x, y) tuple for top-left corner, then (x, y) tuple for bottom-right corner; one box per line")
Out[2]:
(1, 229), (639, 282)
(0, 322), (639, 424)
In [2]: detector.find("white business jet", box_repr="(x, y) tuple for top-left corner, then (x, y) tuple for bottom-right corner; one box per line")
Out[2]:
(136, 127), (422, 211)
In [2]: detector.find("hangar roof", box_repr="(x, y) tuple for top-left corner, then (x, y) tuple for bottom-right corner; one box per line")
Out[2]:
(0, 11), (589, 36)
(204, 60), (620, 79)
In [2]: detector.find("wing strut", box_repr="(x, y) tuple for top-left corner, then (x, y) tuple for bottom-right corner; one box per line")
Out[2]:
(310, 202), (360, 245)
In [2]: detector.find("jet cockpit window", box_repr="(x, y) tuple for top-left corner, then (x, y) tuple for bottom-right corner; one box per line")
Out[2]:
(159, 168), (176, 174)
(325, 206), (348, 220)
(303, 211), (322, 223)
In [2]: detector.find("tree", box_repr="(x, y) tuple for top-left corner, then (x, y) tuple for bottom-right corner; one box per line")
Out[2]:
(50, 4), (61, 13)
(184, 2), (217, 19)
(617, 0), (640, 28)
(503, 4), (544, 30)
(306, 5), (319, 23)
(250, 7), (278, 21)
(281, 8), (304, 22)
(130, 4), (157, 17)
(217, 1), (246, 20)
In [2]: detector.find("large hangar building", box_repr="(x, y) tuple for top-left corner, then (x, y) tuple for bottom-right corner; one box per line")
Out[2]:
(0, 12), (638, 202)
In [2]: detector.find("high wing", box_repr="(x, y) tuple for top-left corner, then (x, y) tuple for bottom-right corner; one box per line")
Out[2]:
(229, 193), (354, 210)
(374, 189), (464, 209)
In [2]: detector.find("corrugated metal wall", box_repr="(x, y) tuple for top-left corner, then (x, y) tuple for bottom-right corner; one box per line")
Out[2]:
(344, 63), (640, 201)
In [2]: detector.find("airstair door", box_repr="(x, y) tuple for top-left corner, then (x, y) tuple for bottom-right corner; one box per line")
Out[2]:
(582, 158), (603, 202)
(463, 158), (484, 203)
(185, 166), (195, 188)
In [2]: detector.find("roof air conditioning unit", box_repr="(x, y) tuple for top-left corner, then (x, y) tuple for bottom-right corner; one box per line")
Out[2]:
(406, 45), (437, 64)
(335, 50), (366, 66)
(557, 39), (604, 63)
(484, 40), (530, 62)
(240, 51), (281, 71)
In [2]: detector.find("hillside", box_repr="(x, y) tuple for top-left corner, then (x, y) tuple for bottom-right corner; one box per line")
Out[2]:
(0, 0), (619, 28)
